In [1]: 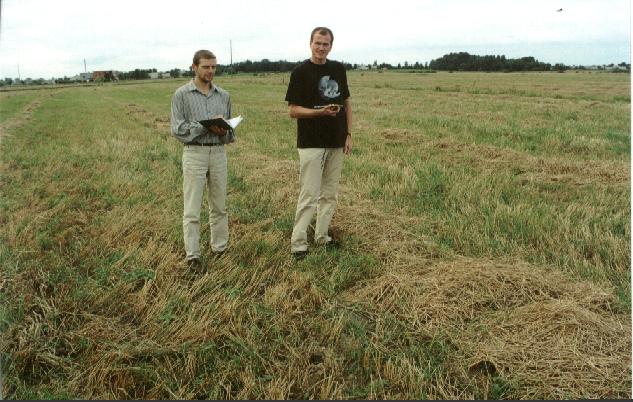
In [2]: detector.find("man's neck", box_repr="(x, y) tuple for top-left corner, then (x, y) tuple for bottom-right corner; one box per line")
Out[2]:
(194, 77), (212, 94)
(310, 57), (327, 65)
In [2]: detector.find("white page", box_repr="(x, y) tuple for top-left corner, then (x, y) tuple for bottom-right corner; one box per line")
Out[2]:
(227, 115), (244, 129)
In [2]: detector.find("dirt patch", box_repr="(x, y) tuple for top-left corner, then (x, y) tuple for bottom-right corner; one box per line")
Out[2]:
(381, 128), (416, 145)
(125, 103), (170, 131)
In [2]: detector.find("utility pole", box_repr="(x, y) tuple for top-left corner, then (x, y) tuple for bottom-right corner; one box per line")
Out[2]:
(84, 59), (87, 73)
(17, 64), (20, 80)
(230, 40), (233, 66)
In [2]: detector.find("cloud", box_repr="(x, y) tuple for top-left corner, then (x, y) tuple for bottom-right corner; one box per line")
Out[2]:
(0, 0), (630, 78)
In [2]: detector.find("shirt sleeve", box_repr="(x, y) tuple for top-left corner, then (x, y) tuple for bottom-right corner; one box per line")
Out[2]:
(220, 94), (235, 144)
(170, 89), (205, 144)
(285, 69), (304, 106)
(339, 65), (351, 100)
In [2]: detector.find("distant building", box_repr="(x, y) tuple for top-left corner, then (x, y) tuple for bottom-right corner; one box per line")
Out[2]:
(79, 72), (92, 81)
(93, 70), (119, 81)
(160, 72), (171, 79)
(149, 72), (159, 79)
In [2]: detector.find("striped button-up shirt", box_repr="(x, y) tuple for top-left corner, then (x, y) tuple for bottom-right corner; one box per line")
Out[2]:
(171, 80), (235, 145)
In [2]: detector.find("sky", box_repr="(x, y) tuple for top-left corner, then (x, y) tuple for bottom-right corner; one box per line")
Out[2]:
(0, 0), (630, 79)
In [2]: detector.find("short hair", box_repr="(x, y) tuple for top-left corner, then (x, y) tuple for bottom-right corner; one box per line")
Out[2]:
(193, 50), (216, 66)
(310, 27), (334, 44)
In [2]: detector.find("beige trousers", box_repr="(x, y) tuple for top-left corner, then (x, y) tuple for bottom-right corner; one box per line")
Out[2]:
(182, 145), (228, 260)
(291, 147), (344, 252)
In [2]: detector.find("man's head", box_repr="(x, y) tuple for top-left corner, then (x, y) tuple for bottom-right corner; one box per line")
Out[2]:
(192, 49), (217, 84)
(310, 27), (334, 45)
(310, 27), (333, 65)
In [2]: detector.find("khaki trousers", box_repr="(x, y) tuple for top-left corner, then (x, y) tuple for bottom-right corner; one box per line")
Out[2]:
(291, 147), (344, 252)
(182, 145), (228, 260)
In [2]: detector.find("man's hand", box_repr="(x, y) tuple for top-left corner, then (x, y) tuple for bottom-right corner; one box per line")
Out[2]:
(210, 114), (228, 136)
(319, 104), (340, 117)
(210, 126), (227, 136)
(289, 104), (341, 119)
(344, 134), (353, 155)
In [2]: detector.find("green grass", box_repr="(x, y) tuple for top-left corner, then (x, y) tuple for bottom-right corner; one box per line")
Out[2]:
(0, 71), (630, 399)
(0, 92), (40, 123)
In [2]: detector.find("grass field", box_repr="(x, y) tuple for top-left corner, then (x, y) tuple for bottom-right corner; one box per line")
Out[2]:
(0, 70), (630, 399)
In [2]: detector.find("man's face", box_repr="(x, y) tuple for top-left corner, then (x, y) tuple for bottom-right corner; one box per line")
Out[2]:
(193, 58), (217, 83)
(310, 32), (332, 63)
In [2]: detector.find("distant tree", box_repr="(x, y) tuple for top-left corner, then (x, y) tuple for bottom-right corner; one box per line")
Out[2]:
(429, 52), (553, 72)
(554, 63), (567, 72)
(227, 59), (301, 73)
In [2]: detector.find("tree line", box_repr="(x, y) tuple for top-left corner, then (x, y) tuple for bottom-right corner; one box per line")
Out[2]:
(214, 54), (629, 73)
(429, 52), (555, 71)
(3, 53), (630, 86)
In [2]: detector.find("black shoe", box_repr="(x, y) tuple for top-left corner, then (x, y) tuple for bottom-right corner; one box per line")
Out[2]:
(317, 237), (340, 249)
(187, 258), (204, 273)
(212, 250), (225, 259)
(292, 250), (308, 261)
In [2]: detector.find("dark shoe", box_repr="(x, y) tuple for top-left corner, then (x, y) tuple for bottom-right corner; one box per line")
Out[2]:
(212, 250), (225, 259)
(187, 258), (204, 273)
(324, 238), (341, 249)
(292, 250), (308, 261)
(317, 236), (340, 249)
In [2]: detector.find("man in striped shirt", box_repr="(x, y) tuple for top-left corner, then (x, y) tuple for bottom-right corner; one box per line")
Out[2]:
(171, 49), (235, 272)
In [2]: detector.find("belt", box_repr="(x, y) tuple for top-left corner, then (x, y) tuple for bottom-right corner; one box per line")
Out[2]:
(185, 141), (223, 146)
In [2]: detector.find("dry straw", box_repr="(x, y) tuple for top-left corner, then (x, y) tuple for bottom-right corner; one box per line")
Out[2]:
(345, 257), (631, 399)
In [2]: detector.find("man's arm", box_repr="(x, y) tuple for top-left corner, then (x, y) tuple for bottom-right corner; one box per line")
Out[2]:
(344, 98), (353, 155)
(171, 91), (204, 143)
(289, 104), (339, 119)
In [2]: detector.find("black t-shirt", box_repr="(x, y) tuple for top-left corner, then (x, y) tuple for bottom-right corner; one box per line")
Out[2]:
(285, 59), (350, 148)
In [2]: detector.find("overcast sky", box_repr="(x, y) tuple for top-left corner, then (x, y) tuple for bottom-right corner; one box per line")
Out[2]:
(0, 0), (630, 79)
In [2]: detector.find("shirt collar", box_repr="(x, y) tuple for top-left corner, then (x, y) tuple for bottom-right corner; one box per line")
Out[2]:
(187, 79), (218, 95)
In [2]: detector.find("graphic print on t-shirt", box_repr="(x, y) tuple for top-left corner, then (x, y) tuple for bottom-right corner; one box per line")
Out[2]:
(318, 75), (341, 100)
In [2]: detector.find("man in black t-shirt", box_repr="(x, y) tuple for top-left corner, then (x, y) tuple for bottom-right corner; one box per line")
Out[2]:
(285, 27), (353, 260)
